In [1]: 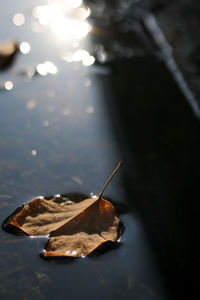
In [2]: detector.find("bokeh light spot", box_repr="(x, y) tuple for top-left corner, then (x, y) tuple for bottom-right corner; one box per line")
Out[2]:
(4, 81), (13, 90)
(43, 61), (58, 74)
(82, 55), (95, 66)
(72, 49), (89, 62)
(31, 149), (37, 156)
(86, 105), (94, 114)
(20, 42), (31, 54)
(13, 13), (25, 26)
(26, 100), (36, 110)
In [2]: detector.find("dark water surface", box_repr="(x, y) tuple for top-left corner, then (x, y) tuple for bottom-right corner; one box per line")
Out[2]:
(1, 1), (195, 300)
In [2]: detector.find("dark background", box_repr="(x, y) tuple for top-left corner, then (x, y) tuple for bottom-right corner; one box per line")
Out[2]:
(87, 0), (200, 298)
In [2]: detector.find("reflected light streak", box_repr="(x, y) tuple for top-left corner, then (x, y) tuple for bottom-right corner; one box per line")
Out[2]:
(29, 234), (49, 239)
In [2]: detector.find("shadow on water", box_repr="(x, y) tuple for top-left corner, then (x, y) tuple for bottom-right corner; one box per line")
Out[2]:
(102, 55), (200, 300)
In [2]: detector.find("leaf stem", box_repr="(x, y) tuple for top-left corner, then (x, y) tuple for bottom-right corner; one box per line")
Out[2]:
(98, 161), (123, 200)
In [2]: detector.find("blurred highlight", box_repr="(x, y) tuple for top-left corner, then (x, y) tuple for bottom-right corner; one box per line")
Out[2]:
(32, 0), (91, 41)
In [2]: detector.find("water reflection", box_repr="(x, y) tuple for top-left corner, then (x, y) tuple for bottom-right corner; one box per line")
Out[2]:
(47, 90), (55, 98)
(84, 78), (91, 87)
(73, 49), (90, 61)
(86, 105), (94, 114)
(62, 50), (95, 66)
(4, 81), (13, 91)
(62, 108), (70, 116)
(76, 6), (91, 20)
(82, 55), (95, 66)
(0, 80), (14, 91)
(29, 235), (49, 239)
(66, 0), (82, 9)
(20, 42), (31, 54)
(26, 99), (36, 110)
(20, 68), (35, 79)
(13, 13), (25, 26)
(30, 150), (37, 156)
(43, 120), (50, 127)
(61, 52), (73, 63)
(32, 0), (91, 42)
(36, 61), (58, 76)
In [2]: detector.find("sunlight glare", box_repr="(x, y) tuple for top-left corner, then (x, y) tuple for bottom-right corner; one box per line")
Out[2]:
(76, 7), (91, 20)
(36, 61), (57, 76)
(32, 5), (52, 26)
(32, 1), (91, 41)
(72, 49), (89, 62)
(51, 19), (90, 40)
(66, 0), (82, 9)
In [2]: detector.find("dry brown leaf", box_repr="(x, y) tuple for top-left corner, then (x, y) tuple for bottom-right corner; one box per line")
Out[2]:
(8, 161), (123, 258)
(44, 197), (119, 257)
(9, 196), (119, 257)
(10, 197), (97, 236)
